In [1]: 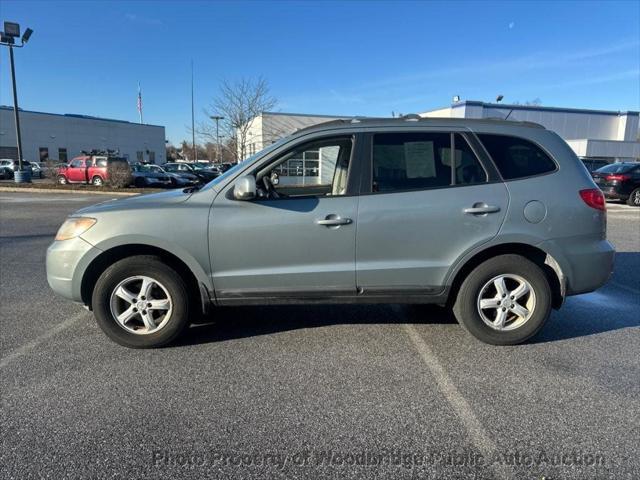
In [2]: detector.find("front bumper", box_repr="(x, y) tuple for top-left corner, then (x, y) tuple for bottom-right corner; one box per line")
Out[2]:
(46, 236), (102, 303)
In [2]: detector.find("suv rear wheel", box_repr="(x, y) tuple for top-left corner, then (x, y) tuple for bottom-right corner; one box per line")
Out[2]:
(91, 176), (104, 186)
(453, 254), (551, 345)
(92, 256), (190, 348)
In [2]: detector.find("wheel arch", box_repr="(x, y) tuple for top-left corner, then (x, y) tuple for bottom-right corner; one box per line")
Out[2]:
(80, 244), (211, 313)
(447, 242), (565, 310)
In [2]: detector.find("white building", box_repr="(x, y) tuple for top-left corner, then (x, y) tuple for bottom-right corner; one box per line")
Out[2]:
(0, 106), (166, 164)
(243, 104), (639, 165)
(421, 101), (640, 163)
(242, 112), (346, 186)
(243, 111), (345, 157)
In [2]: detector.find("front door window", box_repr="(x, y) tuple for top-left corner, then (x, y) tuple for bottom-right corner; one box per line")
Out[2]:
(263, 137), (353, 198)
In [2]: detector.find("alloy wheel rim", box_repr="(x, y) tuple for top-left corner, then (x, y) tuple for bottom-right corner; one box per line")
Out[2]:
(634, 191), (640, 205)
(109, 275), (173, 335)
(477, 274), (536, 331)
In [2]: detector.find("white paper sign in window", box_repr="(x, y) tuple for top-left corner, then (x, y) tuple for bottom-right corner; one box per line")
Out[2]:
(404, 141), (435, 178)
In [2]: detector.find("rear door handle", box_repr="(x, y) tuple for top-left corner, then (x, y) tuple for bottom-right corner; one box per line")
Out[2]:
(316, 215), (352, 226)
(463, 204), (501, 215)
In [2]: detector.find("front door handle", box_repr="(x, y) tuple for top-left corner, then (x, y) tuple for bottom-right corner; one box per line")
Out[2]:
(463, 204), (501, 215)
(316, 215), (352, 226)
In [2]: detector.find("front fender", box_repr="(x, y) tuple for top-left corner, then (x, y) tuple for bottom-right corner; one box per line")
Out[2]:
(87, 234), (212, 290)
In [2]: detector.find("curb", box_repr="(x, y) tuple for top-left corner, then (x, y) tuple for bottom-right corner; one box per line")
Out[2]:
(0, 186), (139, 196)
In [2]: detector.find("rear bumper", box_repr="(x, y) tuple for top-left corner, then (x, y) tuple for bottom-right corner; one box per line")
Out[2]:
(538, 237), (615, 296)
(46, 237), (102, 303)
(600, 186), (629, 200)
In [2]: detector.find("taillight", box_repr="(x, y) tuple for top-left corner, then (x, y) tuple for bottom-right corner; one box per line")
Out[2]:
(579, 188), (606, 211)
(605, 174), (630, 182)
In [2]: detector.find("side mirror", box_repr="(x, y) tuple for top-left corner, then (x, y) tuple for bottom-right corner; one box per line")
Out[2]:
(233, 175), (256, 200)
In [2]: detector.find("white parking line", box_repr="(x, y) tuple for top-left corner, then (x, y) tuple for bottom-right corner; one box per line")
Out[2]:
(402, 322), (513, 479)
(0, 311), (88, 369)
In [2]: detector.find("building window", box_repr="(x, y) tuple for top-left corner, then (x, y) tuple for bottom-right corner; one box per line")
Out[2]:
(39, 147), (49, 162)
(148, 151), (155, 163)
(58, 148), (68, 162)
(136, 151), (144, 162)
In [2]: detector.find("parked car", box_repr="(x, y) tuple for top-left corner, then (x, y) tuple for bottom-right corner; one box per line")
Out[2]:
(0, 165), (12, 179)
(153, 164), (201, 186)
(591, 162), (640, 206)
(0, 159), (33, 177)
(30, 162), (44, 178)
(47, 117), (614, 348)
(138, 164), (198, 188)
(57, 155), (129, 186)
(581, 158), (609, 173)
(164, 162), (218, 182)
(130, 164), (173, 188)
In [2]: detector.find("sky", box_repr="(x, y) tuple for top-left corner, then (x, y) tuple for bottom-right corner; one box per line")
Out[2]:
(0, 0), (639, 144)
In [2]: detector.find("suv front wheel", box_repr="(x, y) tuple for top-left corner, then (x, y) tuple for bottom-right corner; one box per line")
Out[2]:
(92, 256), (190, 348)
(453, 254), (551, 345)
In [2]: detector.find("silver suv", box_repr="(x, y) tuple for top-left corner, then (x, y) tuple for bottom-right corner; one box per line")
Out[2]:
(47, 117), (615, 348)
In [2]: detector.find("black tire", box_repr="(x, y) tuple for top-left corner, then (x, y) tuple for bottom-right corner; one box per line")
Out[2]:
(91, 176), (104, 186)
(452, 254), (551, 345)
(92, 255), (190, 348)
(626, 188), (640, 207)
(134, 177), (146, 188)
(57, 175), (67, 184)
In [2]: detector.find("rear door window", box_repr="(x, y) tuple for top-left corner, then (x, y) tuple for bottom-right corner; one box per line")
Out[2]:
(477, 134), (556, 180)
(372, 132), (487, 193)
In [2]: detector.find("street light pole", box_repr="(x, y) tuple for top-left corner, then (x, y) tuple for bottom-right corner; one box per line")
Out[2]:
(8, 45), (24, 172)
(209, 115), (224, 163)
(1, 21), (33, 183)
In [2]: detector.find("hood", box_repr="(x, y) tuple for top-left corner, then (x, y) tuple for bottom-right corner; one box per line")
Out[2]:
(74, 188), (192, 215)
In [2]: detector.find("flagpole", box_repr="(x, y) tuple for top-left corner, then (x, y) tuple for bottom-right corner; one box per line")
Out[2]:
(138, 82), (143, 124)
(191, 60), (196, 161)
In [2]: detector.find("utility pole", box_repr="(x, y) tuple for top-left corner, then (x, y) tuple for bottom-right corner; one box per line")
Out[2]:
(209, 115), (224, 163)
(191, 60), (197, 161)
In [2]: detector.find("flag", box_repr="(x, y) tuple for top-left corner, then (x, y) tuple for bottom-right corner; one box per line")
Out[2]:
(137, 82), (143, 123)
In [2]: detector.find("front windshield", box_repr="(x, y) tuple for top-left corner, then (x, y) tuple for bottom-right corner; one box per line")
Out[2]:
(200, 137), (290, 190)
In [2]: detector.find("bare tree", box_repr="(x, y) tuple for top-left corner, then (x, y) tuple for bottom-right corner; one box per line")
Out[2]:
(199, 77), (277, 162)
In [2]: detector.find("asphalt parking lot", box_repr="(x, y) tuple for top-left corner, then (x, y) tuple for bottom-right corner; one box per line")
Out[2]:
(1, 192), (639, 479)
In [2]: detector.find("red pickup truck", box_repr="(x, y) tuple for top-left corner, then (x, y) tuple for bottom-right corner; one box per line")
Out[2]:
(57, 155), (129, 186)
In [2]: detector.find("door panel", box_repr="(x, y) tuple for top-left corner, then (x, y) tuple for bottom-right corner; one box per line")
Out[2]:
(67, 159), (86, 182)
(356, 182), (508, 291)
(210, 195), (358, 300)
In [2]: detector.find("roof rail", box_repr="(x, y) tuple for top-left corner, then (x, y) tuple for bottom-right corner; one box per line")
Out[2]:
(402, 113), (421, 121)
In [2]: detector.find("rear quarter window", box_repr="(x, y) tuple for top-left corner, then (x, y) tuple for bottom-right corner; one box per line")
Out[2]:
(477, 134), (557, 180)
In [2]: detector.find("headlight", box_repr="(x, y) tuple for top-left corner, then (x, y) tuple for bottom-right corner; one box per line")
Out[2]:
(55, 217), (97, 241)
